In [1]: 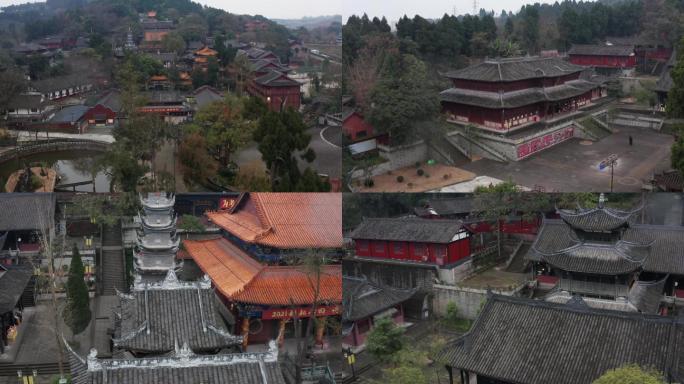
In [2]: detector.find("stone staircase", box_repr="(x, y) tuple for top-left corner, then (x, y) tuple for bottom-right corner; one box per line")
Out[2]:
(20, 277), (36, 308)
(100, 222), (126, 295)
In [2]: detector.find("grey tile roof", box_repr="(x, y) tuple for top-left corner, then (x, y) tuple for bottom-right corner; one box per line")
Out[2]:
(50, 105), (89, 123)
(0, 265), (32, 313)
(192, 86), (223, 109)
(350, 217), (464, 244)
(440, 79), (598, 109)
(68, 339), (285, 384)
(627, 275), (668, 314)
(427, 198), (474, 216)
(114, 273), (241, 354)
(445, 57), (586, 82)
(537, 241), (651, 275)
(557, 204), (642, 232)
(527, 219), (684, 275)
(437, 295), (684, 384)
(568, 44), (635, 57)
(6, 93), (44, 110)
(0, 193), (56, 231)
(254, 70), (300, 87)
(343, 276), (416, 321)
(91, 89), (122, 112)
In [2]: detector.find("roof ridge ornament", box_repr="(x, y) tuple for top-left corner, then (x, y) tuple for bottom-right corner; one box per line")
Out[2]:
(598, 193), (606, 209)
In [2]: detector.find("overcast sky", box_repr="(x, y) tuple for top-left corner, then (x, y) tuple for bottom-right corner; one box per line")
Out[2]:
(0, 0), (342, 19)
(343, 0), (591, 22)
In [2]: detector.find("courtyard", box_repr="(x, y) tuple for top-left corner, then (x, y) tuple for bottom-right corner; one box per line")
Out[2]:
(460, 124), (674, 192)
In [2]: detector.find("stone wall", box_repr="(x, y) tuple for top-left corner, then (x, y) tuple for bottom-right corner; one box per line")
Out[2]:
(432, 284), (524, 320)
(378, 140), (428, 170)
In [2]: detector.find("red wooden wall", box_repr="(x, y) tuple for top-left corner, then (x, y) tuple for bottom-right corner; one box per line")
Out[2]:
(355, 237), (471, 266)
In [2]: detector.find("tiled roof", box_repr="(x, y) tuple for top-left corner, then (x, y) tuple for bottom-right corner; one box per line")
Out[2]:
(114, 272), (241, 354)
(445, 57), (585, 82)
(254, 70), (300, 87)
(440, 79), (598, 109)
(183, 238), (262, 297)
(425, 197), (474, 216)
(437, 295), (684, 384)
(0, 193), (56, 231)
(0, 266), (32, 313)
(232, 265), (341, 306)
(350, 217), (464, 243)
(184, 238), (342, 306)
(557, 204), (642, 232)
(537, 241), (651, 275)
(195, 46), (218, 56)
(6, 93), (44, 110)
(527, 219), (684, 274)
(206, 193), (342, 249)
(343, 276), (415, 321)
(568, 44), (635, 56)
(68, 339), (285, 384)
(50, 105), (89, 123)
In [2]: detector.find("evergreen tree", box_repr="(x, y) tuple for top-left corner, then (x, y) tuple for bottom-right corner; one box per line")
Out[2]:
(667, 40), (684, 118)
(64, 245), (91, 335)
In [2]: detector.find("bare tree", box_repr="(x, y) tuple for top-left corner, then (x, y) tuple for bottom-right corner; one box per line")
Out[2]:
(34, 201), (67, 380)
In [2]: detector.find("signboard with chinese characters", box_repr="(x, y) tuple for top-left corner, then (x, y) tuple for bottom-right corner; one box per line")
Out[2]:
(219, 197), (237, 210)
(261, 305), (341, 320)
(516, 126), (574, 160)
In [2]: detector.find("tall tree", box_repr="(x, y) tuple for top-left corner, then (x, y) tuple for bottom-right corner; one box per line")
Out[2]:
(64, 245), (91, 335)
(367, 53), (439, 145)
(667, 40), (684, 118)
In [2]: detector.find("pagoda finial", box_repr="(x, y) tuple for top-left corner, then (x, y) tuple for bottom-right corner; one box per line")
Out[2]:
(598, 193), (606, 209)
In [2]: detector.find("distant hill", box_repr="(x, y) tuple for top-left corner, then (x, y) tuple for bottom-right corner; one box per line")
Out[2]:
(273, 15), (342, 30)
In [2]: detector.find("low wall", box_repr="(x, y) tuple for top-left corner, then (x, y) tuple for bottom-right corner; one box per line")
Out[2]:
(0, 139), (109, 165)
(378, 140), (428, 170)
(433, 284), (523, 320)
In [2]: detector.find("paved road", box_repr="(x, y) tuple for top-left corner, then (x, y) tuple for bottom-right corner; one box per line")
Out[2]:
(461, 125), (673, 192)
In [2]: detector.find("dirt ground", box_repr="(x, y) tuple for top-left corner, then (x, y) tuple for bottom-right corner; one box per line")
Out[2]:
(355, 164), (476, 192)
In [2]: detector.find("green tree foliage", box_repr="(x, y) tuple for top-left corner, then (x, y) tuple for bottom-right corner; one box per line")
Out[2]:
(0, 67), (26, 111)
(178, 13), (209, 42)
(64, 245), (91, 335)
(187, 95), (255, 168)
(366, 318), (406, 364)
(178, 214), (205, 232)
(382, 365), (428, 384)
(367, 53), (439, 145)
(671, 131), (684, 178)
(253, 109), (328, 191)
(592, 364), (666, 384)
(342, 14), (392, 63)
(667, 40), (684, 118)
(161, 32), (186, 55)
(103, 147), (148, 192)
(517, 5), (539, 53)
(178, 132), (218, 188)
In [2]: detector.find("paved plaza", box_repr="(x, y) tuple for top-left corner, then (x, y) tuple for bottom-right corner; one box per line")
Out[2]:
(461, 125), (674, 192)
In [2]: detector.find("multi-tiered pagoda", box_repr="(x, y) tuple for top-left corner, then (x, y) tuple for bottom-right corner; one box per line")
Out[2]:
(134, 193), (180, 280)
(526, 194), (684, 314)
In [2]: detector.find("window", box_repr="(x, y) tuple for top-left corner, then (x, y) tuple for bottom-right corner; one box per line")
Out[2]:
(393, 242), (404, 254)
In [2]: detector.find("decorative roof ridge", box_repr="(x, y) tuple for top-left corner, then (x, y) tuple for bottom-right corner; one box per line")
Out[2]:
(85, 340), (279, 372)
(132, 270), (212, 291)
(112, 319), (148, 344)
(631, 273), (669, 287)
(251, 193), (275, 235)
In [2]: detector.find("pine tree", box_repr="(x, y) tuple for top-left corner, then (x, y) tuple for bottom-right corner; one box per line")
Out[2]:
(65, 245), (91, 335)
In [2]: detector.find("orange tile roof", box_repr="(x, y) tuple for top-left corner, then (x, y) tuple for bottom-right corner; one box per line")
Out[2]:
(150, 75), (168, 81)
(184, 237), (341, 306)
(195, 46), (218, 56)
(194, 57), (208, 63)
(232, 265), (342, 306)
(206, 193), (342, 249)
(184, 238), (262, 297)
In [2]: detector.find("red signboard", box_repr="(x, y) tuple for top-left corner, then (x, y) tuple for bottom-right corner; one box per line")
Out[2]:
(219, 197), (237, 210)
(261, 305), (341, 320)
(517, 126), (574, 160)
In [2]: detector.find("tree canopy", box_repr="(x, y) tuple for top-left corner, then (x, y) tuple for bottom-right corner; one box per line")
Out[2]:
(64, 245), (92, 335)
(592, 364), (666, 384)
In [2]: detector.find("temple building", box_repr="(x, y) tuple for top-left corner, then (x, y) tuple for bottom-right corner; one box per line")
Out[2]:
(437, 294), (684, 384)
(441, 57), (605, 134)
(237, 47), (302, 112)
(525, 194), (684, 314)
(205, 192), (342, 263)
(138, 91), (192, 124)
(342, 276), (415, 348)
(134, 193), (181, 280)
(193, 46), (218, 71)
(183, 237), (342, 348)
(0, 193), (56, 265)
(350, 218), (472, 268)
(568, 44), (637, 75)
(0, 265), (33, 355)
